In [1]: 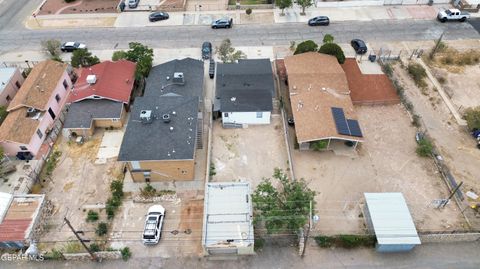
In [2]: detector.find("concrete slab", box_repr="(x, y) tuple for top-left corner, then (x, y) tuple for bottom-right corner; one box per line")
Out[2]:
(357, 59), (384, 75)
(95, 130), (125, 162)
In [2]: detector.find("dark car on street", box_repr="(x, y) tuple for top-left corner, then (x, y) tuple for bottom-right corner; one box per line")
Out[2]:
(351, 39), (368, 54)
(308, 16), (330, 26)
(211, 18), (233, 29)
(149, 12), (169, 22)
(61, 42), (86, 52)
(202, 42), (212, 60)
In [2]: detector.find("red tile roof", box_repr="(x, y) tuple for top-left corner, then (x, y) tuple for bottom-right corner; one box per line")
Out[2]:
(0, 219), (31, 241)
(69, 60), (136, 104)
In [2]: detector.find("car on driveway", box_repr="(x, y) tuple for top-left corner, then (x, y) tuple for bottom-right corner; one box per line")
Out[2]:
(128, 0), (139, 8)
(202, 41), (212, 60)
(308, 16), (330, 26)
(142, 205), (165, 245)
(211, 18), (233, 29)
(149, 12), (169, 22)
(61, 42), (86, 52)
(351, 39), (367, 54)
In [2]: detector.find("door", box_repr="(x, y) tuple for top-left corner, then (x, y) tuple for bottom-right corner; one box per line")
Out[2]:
(48, 107), (56, 120)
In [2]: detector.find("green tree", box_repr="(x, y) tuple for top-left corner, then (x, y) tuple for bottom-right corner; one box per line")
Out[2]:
(323, 34), (334, 44)
(319, 43), (346, 64)
(464, 106), (480, 131)
(95, 222), (108, 236)
(297, 0), (313, 15)
(116, 42), (154, 80)
(294, 40), (318, 55)
(41, 39), (61, 57)
(70, 49), (100, 68)
(216, 39), (246, 63)
(252, 168), (315, 234)
(416, 138), (433, 157)
(0, 106), (8, 125)
(276, 0), (292, 15)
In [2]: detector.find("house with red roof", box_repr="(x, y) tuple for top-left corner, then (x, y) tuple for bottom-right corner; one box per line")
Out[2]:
(63, 60), (136, 137)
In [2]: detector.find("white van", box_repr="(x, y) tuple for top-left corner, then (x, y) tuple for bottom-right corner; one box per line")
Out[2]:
(142, 205), (165, 245)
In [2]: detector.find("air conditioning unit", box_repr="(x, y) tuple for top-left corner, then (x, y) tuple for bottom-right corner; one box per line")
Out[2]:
(140, 110), (153, 124)
(172, 72), (185, 85)
(26, 107), (37, 117)
(86, 75), (97, 85)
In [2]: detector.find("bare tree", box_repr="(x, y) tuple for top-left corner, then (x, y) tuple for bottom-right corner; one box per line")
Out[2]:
(41, 39), (62, 57)
(216, 39), (246, 63)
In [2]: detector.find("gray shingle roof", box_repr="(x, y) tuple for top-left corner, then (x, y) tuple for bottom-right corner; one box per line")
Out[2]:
(118, 96), (199, 161)
(63, 99), (124, 129)
(215, 59), (274, 112)
(144, 58), (204, 98)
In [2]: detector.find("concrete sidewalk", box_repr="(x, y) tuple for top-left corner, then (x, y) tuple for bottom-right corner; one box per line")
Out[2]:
(25, 4), (464, 30)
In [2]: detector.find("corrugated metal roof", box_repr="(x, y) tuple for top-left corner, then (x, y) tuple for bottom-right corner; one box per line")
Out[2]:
(203, 182), (254, 248)
(364, 193), (421, 245)
(0, 192), (12, 223)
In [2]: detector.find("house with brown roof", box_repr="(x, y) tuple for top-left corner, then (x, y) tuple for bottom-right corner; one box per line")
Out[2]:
(63, 60), (136, 137)
(284, 52), (364, 150)
(0, 60), (73, 159)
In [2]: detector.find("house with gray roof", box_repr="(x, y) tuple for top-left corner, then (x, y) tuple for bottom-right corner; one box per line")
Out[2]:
(118, 96), (199, 182)
(214, 59), (274, 128)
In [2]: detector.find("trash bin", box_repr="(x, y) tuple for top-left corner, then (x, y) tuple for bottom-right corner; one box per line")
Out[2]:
(119, 2), (126, 12)
(368, 55), (376, 62)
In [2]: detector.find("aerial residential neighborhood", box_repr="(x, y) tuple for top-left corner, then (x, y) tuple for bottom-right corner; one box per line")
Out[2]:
(0, 0), (480, 268)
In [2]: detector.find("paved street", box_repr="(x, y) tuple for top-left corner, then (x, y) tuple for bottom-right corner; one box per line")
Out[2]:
(2, 241), (480, 269)
(1, 19), (479, 54)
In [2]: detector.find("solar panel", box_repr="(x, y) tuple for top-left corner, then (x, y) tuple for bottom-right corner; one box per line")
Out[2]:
(347, 119), (363, 137)
(331, 107), (350, 136)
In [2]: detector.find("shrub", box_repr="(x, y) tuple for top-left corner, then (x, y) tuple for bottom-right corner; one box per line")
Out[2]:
(437, 76), (446, 84)
(382, 63), (393, 77)
(407, 63), (427, 89)
(209, 163), (216, 177)
(337, 235), (375, 249)
(89, 243), (101, 252)
(318, 43), (345, 64)
(64, 242), (83, 253)
(463, 106), (480, 131)
(294, 40), (318, 55)
(246, 8), (252, 15)
(416, 138), (433, 157)
(140, 183), (156, 197)
(44, 248), (64, 260)
(121, 247), (131, 261)
(96, 222), (108, 236)
(314, 235), (334, 248)
(110, 180), (124, 199)
(311, 140), (328, 151)
(86, 210), (99, 222)
(254, 237), (265, 251)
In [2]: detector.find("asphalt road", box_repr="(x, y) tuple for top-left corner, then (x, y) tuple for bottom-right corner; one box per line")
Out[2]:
(0, 19), (479, 54)
(468, 18), (480, 34)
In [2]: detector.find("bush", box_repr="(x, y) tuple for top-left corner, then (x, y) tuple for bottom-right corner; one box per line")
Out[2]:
(0, 106), (7, 125)
(416, 138), (433, 157)
(463, 106), (480, 131)
(209, 163), (216, 177)
(89, 243), (101, 252)
(96, 222), (108, 236)
(120, 247), (131, 261)
(437, 76), (446, 84)
(407, 63), (427, 89)
(254, 237), (265, 251)
(140, 183), (156, 197)
(86, 210), (99, 222)
(43, 248), (64, 260)
(311, 140), (328, 151)
(294, 40), (318, 55)
(71, 48), (100, 68)
(314, 235), (334, 248)
(246, 8), (252, 15)
(382, 63), (393, 77)
(318, 43), (345, 64)
(111, 180), (124, 199)
(315, 235), (375, 248)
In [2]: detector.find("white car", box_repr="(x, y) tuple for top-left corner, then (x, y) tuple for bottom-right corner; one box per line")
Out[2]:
(142, 205), (165, 245)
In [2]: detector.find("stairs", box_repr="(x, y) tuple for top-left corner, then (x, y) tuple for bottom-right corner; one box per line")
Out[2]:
(196, 112), (203, 149)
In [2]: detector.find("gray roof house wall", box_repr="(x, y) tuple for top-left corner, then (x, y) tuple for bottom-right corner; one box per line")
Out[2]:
(118, 96), (199, 161)
(214, 59), (274, 113)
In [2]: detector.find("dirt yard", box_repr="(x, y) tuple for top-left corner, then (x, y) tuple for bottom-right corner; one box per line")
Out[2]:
(291, 105), (466, 235)
(39, 130), (125, 250)
(38, 0), (119, 15)
(210, 116), (289, 188)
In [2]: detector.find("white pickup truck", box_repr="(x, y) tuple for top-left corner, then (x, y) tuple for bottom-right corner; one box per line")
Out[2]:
(437, 9), (470, 23)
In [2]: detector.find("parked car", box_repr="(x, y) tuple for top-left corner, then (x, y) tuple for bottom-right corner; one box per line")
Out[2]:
(308, 16), (330, 26)
(202, 41), (212, 60)
(142, 205), (165, 245)
(61, 42), (86, 52)
(437, 8), (470, 23)
(128, 0), (140, 8)
(211, 18), (233, 29)
(149, 12), (169, 22)
(350, 39), (367, 54)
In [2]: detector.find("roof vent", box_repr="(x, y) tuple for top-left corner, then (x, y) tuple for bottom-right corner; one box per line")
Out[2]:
(230, 97), (236, 102)
(162, 114), (171, 123)
(140, 110), (153, 124)
(169, 127), (174, 132)
(86, 75), (97, 85)
(173, 72), (185, 85)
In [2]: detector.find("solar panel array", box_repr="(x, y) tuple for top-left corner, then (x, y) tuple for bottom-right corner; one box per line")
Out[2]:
(331, 107), (363, 138)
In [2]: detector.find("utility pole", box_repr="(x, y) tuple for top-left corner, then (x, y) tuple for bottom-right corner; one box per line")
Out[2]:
(441, 181), (463, 208)
(430, 31), (445, 59)
(63, 217), (97, 261)
(301, 200), (312, 257)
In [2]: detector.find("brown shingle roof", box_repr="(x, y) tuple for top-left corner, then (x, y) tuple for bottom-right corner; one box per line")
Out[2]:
(7, 60), (68, 111)
(0, 108), (42, 144)
(284, 52), (363, 143)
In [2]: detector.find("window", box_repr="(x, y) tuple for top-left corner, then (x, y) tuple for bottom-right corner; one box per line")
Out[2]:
(36, 129), (43, 139)
(20, 146), (28, 151)
(15, 81), (21, 89)
(63, 80), (68, 90)
(256, 112), (263, 118)
(55, 94), (61, 103)
(6, 95), (11, 102)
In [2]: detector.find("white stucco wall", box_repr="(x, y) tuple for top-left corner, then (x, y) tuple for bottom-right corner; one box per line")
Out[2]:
(222, 111), (271, 125)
